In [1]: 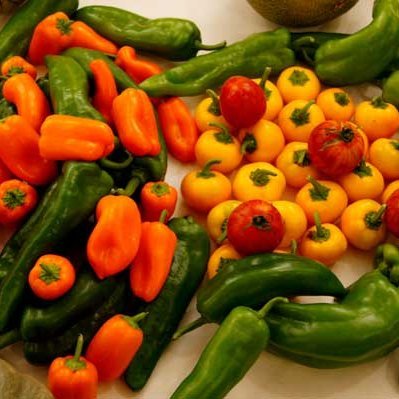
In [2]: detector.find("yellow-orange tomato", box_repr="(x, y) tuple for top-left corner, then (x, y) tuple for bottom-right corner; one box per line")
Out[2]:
(238, 120), (285, 163)
(382, 180), (399, 203)
(338, 161), (385, 202)
(369, 138), (399, 180)
(272, 201), (308, 248)
(195, 91), (229, 132)
(253, 78), (283, 121)
(278, 100), (325, 142)
(232, 162), (286, 202)
(355, 97), (399, 142)
(207, 244), (242, 279)
(277, 66), (321, 103)
(275, 142), (322, 188)
(316, 88), (355, 121)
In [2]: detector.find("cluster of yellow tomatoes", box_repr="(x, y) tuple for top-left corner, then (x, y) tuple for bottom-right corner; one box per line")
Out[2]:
(179, 65), (399, 279)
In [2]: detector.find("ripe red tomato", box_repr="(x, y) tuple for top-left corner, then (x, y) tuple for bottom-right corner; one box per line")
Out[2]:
(219, 76), (266, 129)
(385, 189), (399, 237)
(227, 199), (284, 255)
(308, 121), (364, 177)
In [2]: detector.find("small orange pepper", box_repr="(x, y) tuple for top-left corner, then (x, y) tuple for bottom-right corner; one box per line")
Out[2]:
(140, 181), (178, 222)
(86, 313), (146, 382)
(316, 88), (355, 121)
(28, 254), (76, 301)
(207, 244), (242, 279)
(112, 88), (161, 157)
(158, 97), (198, 163)
(3, 73), (50, 131)
(39, 115), (115, 161)
(87, 195), (142, 280)
(48, 334), (98, 399)
(130, 210), (177, 302)
(370, 138), (399, 180)
(89, 60), (118, 124)
(0, 179), (37, 225)
(1, 56), (37, 79)
(382, 180), (399, 203)
(252, 76), (284, 121)
(115, 46), (162, 84)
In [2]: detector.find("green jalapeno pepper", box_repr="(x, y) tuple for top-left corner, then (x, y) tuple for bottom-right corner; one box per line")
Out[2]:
(171, 297), (288, 399)
(140, 28), (295, 97)
(75, 6), (226, 61)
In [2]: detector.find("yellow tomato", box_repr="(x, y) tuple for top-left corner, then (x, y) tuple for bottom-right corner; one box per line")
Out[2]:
(340, 199), (386, 250)
(369, 138), (399, 180)
(195, 91), (229, 132)
(253, 78), (283, 121)
(278, 100), (325, 142)
(181, 160), (232, 213)
(277, 66), (321, 103)
(272, 201), (307, 248)
(316, 88), (355, 121)
(275, 142), (322, 188)
(195, 126), (242, 174)
(355, 97), (399, 142)
(238, 120), (285, 163)
(382, 180), (399, 203)
(232, 162), (286, 202)
(206, 200), (242, 243)
(296, 177), (348, 224)
(207, 244), (242, 279)
(338, 161), (385, 202)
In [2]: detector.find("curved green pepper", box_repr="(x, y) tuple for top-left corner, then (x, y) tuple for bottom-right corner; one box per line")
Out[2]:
(140, 28), (295, 97)
(171, 298), (287, 399)
(314, 0), (399, 85)
(75, 6), (226, 61)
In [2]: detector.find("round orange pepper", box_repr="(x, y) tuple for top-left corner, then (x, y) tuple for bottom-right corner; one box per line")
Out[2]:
(382, 180), (399, 203)
(316, 88), (355, 121)
(207, 244), (242, 279)
(195, 90), (229, 133)
(252, 77), (284, 121)
(1, 56), (37, 79)
(369, 138), (399, 180)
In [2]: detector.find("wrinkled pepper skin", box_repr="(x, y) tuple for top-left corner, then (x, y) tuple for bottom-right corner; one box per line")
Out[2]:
(0, 161), (113, 332)
(46, 55), (105, 121)
(266, 270), (399, 368)
(21, 271), (119, 341)
(0, 0), (78, 62)
(140, 28), (295, 97)
(75, 6), (226, 61)
(382, 70), (399, 107)
(314, 0), (399, 85)
(124, 216), (210, 391)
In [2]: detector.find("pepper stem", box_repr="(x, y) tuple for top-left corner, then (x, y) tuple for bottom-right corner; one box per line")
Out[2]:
(159, 209), (168, 224)
(99, 153), (133, 170)
(123, 312), (148, 329)
(216, 230), (227, 245)
(365, 204), (387, 230)
(65, 334), (86, 372)
(307, 175), (330, 201)
(197, 159), (221, 178)
(257, 297), (289, 319)
(206, 89), (221, 116)
(259, 67), (272, 90)
(172, 317), (208, 340)
(290, 240), (298, 255)
(290, 100), (315, 127)
(112, 177), (141, 197)
(310, 211), (330, 242)
(194, 40), (227, 51)
(241, 133), (257, 154)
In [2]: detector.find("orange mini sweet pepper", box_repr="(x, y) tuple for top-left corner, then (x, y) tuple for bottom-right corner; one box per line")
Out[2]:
(87, 195), (142, 280)
(0, 159), (13, 184)
(130, 210), (177, 302)
(0, 115), (57, 186)
(1, 56), (37, 79)
(112, 88), (161, 156)
(158, 97), (199, 163)
(39, 115), (115, 161)
(3, 73), (50, 131)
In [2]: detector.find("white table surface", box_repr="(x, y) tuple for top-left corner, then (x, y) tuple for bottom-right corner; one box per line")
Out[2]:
(3, 0), (398, 398)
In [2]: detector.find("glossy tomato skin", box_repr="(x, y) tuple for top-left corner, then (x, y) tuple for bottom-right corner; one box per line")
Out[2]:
(385, 189), (399, 237)
(220, 76), (266, 129)
(308, 121), (364, 177)
(227, 199), (284, 255)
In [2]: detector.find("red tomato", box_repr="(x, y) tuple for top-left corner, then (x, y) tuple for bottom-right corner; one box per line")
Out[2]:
(385, 189), (399, 237)
(308, 121), (364, 177)
(220, 76), (266, 129)
(227, 199), (284, 255)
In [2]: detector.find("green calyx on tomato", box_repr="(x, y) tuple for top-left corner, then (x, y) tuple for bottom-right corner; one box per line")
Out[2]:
(250, 168), (277, 187)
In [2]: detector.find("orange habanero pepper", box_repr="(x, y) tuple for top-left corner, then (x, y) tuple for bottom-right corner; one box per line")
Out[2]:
(3, 73), (50, 131)
(130, 210), (177, 302)
(115, 46), (162, 84)
(1, 56), (37, 79)
(0, 115), (57, 185)
(89, 59), (118, 124)
(112, 88), (161, 156)
(39, 115), (115, 161)
(85, 312), (146, 382)
(158, 97), (199, 163)
(87, 195), (142, 280)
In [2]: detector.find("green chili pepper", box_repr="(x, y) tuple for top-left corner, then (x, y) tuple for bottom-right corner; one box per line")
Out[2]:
(124, 216), (210, 391)
(62, 47), (138, 91)
(266, 265), (399, 368)
(75, 6), (226, 61)
(46, 55), (105, 121)
(174, 253), (346, 338)
(171, 297), (288, 399)
(0, 0), (78, 62)
(382, 70), (399, 107)
(0, 161), (113, 333)
(36, 75), (50, 101)
(140, 28), (295, 97)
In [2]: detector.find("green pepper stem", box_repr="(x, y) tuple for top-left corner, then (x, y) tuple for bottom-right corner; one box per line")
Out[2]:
(290, 240), (298, 255)
(0, 329), (21, 350)
(240, 133), (257, 154)
(123, 312), (148, 329)
(208, 122), (230, 135)
(172, 317), (208, 340)
(257, 297), (289, 319)
(73, 334), (83, 362)
(259, 67), (272, 90)
(365, 204), (387, 230)
(197, 159), (221, 178)
(65, 334), (86, 372)
(99, 153), (134, 170)
(159, 209), (168, 224)
(194, 40), (227, 51)
(112, 177), (141, 197)
(206, 89), (221, 116)
(291, 35), (316, 50)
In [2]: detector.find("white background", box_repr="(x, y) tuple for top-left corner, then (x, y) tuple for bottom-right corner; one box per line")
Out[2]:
(3, 0), (399, 398)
